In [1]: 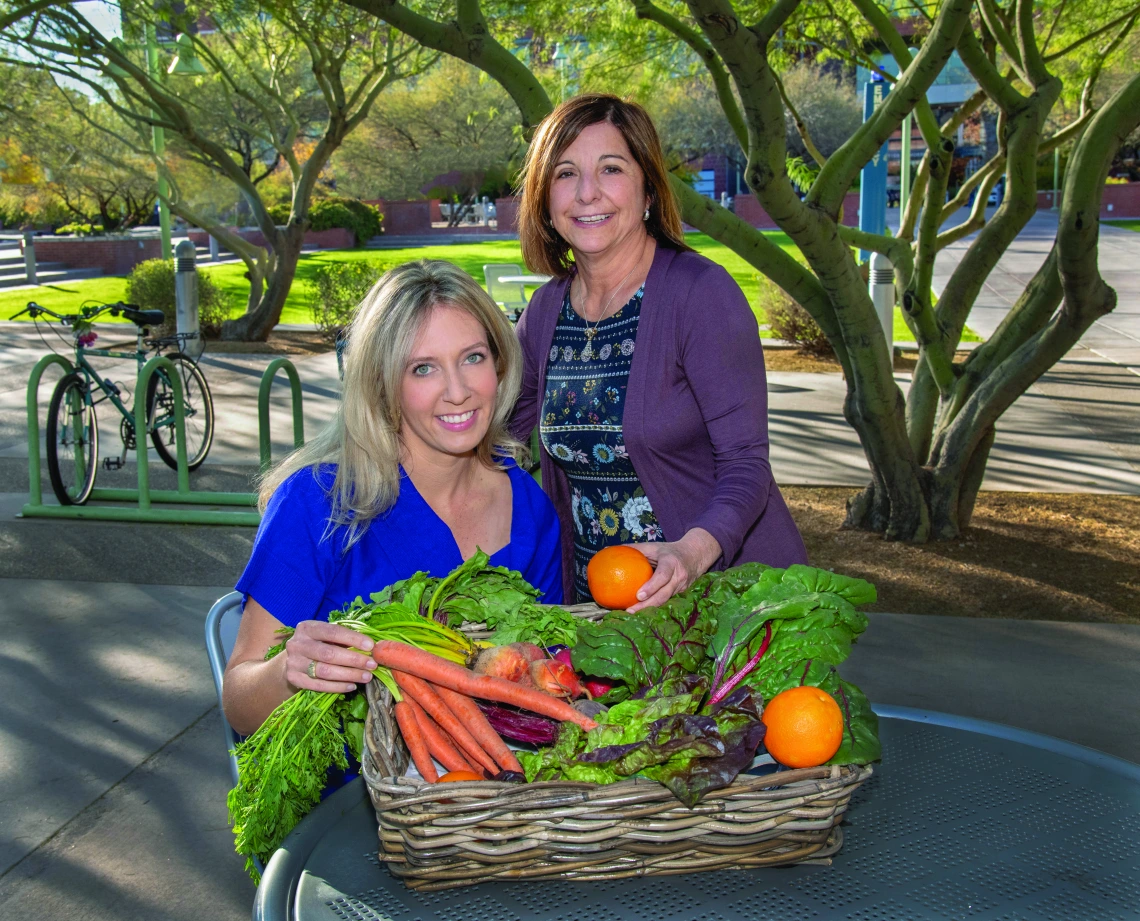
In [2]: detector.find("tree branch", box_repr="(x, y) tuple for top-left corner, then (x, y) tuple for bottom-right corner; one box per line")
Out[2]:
(631, 0), (747, 151)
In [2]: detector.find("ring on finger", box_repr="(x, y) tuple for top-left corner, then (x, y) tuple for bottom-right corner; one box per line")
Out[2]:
(307, 660), (317, 680)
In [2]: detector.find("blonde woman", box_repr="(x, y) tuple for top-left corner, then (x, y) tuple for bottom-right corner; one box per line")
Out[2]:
(224, 260), (562, 737)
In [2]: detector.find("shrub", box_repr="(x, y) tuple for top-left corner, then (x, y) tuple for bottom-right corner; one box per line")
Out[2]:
(56, 222), (105, 236)
(308, 197), (383, 243)
(267, 202), (291, 225)
(758, 274), (834, 357)
(309, 260), (388, 342)
(125, 258), (236, 338)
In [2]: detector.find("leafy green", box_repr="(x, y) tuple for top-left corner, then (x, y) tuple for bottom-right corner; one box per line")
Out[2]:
(355, 550), (582, 647)
(517, 680), (769, 806)
(564, 561), (881, 773)
(485, 603), (582, 648)
(570, 577), (721, 698)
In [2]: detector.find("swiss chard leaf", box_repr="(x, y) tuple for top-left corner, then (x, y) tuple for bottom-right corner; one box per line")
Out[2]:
(571, 590), (717, 693)
(829, 678), (881, 765)
(781, 565), (877, 606)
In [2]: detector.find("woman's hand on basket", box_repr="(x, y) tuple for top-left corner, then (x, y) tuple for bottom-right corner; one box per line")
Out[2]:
(625, 528), (722, 613)
(283, 620), (378, 694)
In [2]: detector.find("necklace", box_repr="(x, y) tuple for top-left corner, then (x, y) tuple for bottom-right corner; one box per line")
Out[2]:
(579, 260), (640, 341)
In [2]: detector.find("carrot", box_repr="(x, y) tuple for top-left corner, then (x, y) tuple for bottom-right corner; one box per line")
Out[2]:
(394, 671), (500, 775)
(372, 641), (598, 731)
(393, 699), (438, 783)
(435, 684), (523, 774)
(404, 696), (474, 775)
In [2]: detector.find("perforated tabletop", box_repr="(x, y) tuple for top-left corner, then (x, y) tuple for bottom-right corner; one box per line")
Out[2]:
(253, 708), (1140, 921)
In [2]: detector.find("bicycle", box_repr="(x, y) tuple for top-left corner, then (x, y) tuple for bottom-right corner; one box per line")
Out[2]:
(15, 300), (215, 506)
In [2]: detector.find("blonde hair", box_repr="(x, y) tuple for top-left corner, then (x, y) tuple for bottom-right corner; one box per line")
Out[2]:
(258, 259), (526, 547)
(517, 93), (691, 277)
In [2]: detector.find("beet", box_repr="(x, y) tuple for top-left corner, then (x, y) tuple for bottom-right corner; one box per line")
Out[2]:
(476, 702), (558, 745)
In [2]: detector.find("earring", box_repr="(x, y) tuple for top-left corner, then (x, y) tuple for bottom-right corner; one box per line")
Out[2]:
(643, 207), (650, 221)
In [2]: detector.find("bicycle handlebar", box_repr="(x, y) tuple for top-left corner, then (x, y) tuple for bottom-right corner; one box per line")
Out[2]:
(18, 300), (150, 326)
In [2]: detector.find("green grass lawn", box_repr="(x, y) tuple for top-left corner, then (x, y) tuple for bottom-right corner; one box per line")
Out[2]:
(0, 231), (970, 343)
(1105, 219), (1140, 233)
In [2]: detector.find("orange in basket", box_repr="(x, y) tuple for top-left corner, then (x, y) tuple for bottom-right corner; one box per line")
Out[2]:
(762, 685), (844, 768)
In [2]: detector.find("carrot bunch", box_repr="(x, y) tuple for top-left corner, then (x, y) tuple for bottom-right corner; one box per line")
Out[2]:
(371, 641), (598, 783)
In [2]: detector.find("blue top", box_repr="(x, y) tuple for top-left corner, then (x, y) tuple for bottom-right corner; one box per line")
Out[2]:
(237, 462), (564, 624)
(540, 285), (662, 600)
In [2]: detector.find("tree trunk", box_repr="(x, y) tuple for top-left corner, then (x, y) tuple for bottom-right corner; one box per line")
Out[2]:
(220, 225), (305, 341)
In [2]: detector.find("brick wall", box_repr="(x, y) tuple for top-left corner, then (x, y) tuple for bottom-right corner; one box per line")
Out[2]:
(495, 196), (520, 233)
(187, 227), (355, 249)
(35, 236), (162, 275)
(733, 192), (861, 229)
(377, 200), (432, 236)
(1038, 182), (1140, 217)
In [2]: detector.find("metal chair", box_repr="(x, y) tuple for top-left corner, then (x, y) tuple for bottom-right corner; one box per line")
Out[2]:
(483, 263), (528, 322)
(204, 590), (245, 789)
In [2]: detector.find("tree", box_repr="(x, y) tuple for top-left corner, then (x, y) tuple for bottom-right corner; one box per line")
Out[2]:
(1, 0), (434, 340)
(337, 0), (1140, 542)
(0, 68), (156, 230)
(334, 56), (523, 222)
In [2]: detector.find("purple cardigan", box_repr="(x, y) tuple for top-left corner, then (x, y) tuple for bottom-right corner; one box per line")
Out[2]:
(512, 244), (808, 602)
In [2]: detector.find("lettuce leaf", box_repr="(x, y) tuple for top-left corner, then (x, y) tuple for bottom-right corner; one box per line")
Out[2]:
(518, 681), (768, 806)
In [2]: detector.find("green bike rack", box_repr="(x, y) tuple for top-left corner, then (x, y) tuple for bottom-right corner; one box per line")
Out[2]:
(258, 358), (305, 471)
(25, 353), (75, 509)
(20, 353), (307, 526)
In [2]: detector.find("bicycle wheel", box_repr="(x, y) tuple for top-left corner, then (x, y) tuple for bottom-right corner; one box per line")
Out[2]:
(146, 353), (215, 471)
(46, 372), (99, 505)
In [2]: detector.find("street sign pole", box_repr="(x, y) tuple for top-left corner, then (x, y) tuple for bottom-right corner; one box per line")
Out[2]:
(858, 77), (890, 262)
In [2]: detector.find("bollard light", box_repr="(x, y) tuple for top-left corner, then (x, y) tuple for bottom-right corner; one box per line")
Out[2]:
(869, 252), (894, 356)
(174, 239), (203, 359)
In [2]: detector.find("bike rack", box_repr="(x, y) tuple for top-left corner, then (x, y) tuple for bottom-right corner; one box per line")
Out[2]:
(259, 357), (305, 471)
(21, 355), (308, 525)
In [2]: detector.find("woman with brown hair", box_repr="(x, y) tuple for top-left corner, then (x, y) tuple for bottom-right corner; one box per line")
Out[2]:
(512, 93), (806, 609)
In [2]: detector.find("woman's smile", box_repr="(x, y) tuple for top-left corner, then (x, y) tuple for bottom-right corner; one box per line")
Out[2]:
(437, 408), (478, 431)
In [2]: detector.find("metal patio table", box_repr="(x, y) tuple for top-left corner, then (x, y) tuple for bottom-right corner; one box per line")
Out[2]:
(253, 706), (1140, 921)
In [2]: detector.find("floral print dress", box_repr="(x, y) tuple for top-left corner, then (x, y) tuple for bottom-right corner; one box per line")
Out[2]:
(540, 284), (662, 601)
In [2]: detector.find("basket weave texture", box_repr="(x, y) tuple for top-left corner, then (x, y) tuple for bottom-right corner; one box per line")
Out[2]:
(360, 605), (872, 891)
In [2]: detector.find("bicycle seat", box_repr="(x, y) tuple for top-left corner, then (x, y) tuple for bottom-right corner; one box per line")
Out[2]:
(121, 307), (166, 327)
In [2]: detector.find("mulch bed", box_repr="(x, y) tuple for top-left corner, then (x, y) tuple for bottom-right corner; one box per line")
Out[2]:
(785, 487), (1140, 624)
(202, 329), (335, 356)
(764, 348), (973, 374)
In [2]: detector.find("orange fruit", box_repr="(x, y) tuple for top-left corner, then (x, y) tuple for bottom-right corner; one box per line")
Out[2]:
(587, 546), (654, 609)
(761, 685), (844, 768)
(438, 770), (483, 782)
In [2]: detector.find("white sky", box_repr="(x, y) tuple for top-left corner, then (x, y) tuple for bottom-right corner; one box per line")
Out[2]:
(73, 1), (122, 40)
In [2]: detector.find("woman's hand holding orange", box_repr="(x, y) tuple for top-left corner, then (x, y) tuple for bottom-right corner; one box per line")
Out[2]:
(283, 620), (378, 694)
(625, 528), (722, 613)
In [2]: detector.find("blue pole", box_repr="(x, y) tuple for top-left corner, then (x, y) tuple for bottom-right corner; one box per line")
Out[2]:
(858, 77), (890, 262)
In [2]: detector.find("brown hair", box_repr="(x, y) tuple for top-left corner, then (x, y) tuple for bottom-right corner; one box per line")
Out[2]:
(517, 94), (691, 277)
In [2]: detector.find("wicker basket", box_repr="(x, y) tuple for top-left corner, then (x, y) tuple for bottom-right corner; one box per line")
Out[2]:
(359, 605), (872, 891)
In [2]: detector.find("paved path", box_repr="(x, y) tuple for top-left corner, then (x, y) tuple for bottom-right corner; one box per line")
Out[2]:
(2, 328), (1136, 494)
(929, 210), (1140, 376)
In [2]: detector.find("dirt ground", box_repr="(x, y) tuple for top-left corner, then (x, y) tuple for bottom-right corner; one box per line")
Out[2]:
(785, 487), (1140, 624)
(764, 348), (973, 373)
(203, 328), (334, 356)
